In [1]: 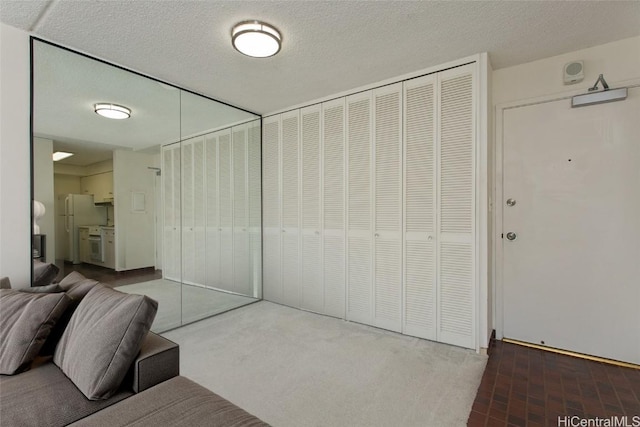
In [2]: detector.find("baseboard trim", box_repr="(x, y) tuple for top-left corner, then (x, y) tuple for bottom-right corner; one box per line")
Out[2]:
(502, 338), (640, 370)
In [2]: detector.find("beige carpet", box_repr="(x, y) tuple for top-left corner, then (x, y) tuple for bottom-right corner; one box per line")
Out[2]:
(163, 301), (487, 427)
(117, 279), (257, 333)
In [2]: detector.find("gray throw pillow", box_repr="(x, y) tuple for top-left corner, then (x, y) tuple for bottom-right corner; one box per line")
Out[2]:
(0, 289), (71, 375)
(53, 285), (158, 400)
(58, 271), (99, 301)
(21, 283), (63, 293)
(0, 276), (11, 289)
(32, 260), (60, 287)
(39, 272), (100, 357)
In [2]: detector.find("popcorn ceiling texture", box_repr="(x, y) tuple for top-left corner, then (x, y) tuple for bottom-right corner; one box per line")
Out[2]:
(1, 1), (639, 114)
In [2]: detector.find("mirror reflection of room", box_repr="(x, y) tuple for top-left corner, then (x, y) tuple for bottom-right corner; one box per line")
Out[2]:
(32, 40), (261, 333)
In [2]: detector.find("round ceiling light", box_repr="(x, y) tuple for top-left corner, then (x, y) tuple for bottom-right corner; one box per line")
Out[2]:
(94, 103), (131, 120)
(232, 21), (281, 58)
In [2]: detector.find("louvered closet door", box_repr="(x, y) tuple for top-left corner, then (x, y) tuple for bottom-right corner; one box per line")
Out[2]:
(372, 83), (403, 333)
(300, 105), (323, 313)
(181, 139), (196, 285)
(171, 146), (182, 282)
(218, 130), (234, 291)
(403, 75), (437, 340)
(281, 110), (301, 308)
(193, 137), (206, 286)
(233, 124), (251, 295)
(162, 144), (180, 282)
(346, 91), (373, 325)
(247, 120), (262, 298)
(322, 98), (346, 318)
(437, 64), (476, 349)
(262, 116), (283, 303)
(205, 133), (220, 289)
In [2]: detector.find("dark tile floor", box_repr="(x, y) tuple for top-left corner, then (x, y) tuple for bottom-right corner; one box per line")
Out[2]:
(58, 262), (161, 288)
(468, 340), (640, 426)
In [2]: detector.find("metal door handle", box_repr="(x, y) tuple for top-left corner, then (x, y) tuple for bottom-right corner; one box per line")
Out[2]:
(506, 232), (517, 241)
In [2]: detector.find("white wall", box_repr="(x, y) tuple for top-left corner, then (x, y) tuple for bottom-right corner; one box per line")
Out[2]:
(33, 137), (55, 263)
(0, 23), (31, 287)
(493, 36), (640, 106)
(113, 149), (156, 271)
(491, 35), (640, 340)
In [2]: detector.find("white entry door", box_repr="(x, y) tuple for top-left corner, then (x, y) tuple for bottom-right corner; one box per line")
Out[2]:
(502, 87), (640, 365)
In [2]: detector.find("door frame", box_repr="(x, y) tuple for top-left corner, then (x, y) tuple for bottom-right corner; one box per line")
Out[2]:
(493, 77), (640, 340)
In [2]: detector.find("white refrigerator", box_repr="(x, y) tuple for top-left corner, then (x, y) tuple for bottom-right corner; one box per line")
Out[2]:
(55, 194), (107, 264)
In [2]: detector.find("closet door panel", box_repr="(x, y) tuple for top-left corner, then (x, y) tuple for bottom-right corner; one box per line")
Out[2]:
(403, 75), (437, 340)
(233, 125), (250, 294)
(281, 111), (301, 308)
(322, 99), (346, 318)
(181, 140), (195, 284)
(193, 138), (206, 286)
(300, 105), (323, 313)
(372, 83), (403, 332)
(171, 147), (181, 282)
(346, 92), (373, 324)
(248, 120), (262, 297)
(437, 64), (476, 349)
(218, 131), (234, 291)
(162, 145), (180, 282)
(205, 134), (220, 288)
(262, 117), (282, 303)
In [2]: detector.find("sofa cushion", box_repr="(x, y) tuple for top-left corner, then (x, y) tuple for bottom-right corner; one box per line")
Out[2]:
(54, 285), (158, 400)
(33, 260), (60, 287)
(0, 363), (132, 427)
(0, 289), (71, 375)
(69, 376), (269, 427)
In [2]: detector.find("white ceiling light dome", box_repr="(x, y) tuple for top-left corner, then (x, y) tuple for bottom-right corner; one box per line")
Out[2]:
(232, 21), (281, 58)
(94, 103), (131, 119)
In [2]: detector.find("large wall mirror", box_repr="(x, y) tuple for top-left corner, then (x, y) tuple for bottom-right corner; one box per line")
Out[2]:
(32, 39), (262, 332)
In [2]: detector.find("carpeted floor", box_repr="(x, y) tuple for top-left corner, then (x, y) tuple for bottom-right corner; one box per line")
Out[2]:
(163, 301), (487, 427)
(117, 279), (257, 332)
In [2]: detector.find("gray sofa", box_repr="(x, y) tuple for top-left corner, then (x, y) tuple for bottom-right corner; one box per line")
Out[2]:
(0, 273), (268, 427)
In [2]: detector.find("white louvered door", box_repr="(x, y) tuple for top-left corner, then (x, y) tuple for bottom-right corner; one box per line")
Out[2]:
(262, 116), (283, 303)
(162, 143), (181, 282)
(247, 120), (262, 298)
(300, 105), (323, 313)
(181, 138), (196, 285)
(403, 75), (437, 340)
(346, 91), (373, 325)
(218, 130), (234, 291)
(437, 64), (476, 349)
(322, 98), (346, 318)
(233, 124), (250, 295)
(372, 83), (403, 333)
(193, 137), (206, 287)
(205, 133), (220, 289)
(281, 111), (301, 308)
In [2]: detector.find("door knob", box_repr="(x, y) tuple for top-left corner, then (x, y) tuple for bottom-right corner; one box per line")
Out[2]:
(506, 198), (516, 207)
(506, 232), (517, 241)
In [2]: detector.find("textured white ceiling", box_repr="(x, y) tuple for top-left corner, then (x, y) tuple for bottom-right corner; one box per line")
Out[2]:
(2, 1), (640, 114)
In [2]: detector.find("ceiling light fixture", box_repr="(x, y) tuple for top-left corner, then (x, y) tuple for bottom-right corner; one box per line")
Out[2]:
(94, 103), (131, 119)
(232, 21), (281, 58)
(52, 151), (74, 161)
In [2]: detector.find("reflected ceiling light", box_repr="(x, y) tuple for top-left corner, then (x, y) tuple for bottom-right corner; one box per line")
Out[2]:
(94, 103), (131, 119)
(52, 151), (74, 161)
(232, 21), (281, 58)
